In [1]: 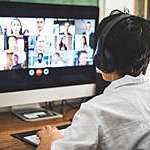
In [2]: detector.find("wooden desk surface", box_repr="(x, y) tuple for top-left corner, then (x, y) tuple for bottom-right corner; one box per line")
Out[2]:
(0, 108), (76, 150)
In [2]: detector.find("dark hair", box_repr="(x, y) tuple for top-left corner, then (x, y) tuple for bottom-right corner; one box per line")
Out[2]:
(82, 36), (87, 47)
(11, 18), (22, 35)
(8, 35), (17, 41)
(95, 10), (150, 77)
(23, 29), (29, 35)
(59, 36), (67, 50)
(87, 21), (91, 24)
(77, 50), (87, 57)
(38, 53), (43, 57)
(54, 52), (60, 57)
(14, 54), (19, 59)
(64, 21), (70, 25)
(7, 36), (17, 49)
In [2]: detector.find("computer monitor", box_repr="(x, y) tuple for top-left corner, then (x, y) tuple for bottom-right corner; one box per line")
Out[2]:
(0, 2), (98, 118)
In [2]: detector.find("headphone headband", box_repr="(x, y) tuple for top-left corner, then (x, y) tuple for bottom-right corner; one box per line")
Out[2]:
(100, 14), (131, 51)
(94, 13), (132, 73)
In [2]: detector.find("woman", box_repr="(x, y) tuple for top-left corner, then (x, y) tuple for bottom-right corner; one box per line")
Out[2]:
(59, 36), (67, 50)
(10, 18), (22, 36)
(81, 35), (87, 49)
(36, 10), (150, 150)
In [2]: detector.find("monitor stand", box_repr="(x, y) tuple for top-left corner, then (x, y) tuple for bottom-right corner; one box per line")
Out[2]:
(12, 103), (63, 121)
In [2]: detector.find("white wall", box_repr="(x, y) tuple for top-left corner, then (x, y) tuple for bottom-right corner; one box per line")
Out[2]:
(105, 0), (135, 16)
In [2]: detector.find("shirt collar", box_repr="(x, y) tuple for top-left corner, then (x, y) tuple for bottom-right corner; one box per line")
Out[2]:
(104, 74), (147, 94)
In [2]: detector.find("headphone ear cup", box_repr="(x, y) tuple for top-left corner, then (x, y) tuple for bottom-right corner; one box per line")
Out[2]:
(94, 48), (115, 73)
(94, 38), (115, 73)
(103, 48), (115, 73)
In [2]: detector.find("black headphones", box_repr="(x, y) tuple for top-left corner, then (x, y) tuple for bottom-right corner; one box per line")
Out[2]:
(94, 13), (132, 73)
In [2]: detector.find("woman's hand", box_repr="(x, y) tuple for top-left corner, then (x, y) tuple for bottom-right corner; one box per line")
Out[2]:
(36, 125), (64, 150)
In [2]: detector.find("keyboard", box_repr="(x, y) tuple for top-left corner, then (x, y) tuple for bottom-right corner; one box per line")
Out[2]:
(11, 124), (71, 147)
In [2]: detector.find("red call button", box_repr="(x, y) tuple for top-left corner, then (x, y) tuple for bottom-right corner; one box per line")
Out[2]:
(36, 69), (43, 76)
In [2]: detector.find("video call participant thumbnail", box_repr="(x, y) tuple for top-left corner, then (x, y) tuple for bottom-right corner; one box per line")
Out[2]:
(5, 36), (26, 52)
(83, 21), (94, 49)
(11, 54), (22, 69)
(10, 18), (23, 36)
(4, 52), (13, 70)
(34, 53), (47, 68)
(36, 18), (45, 35)
(59, 36), (67, 50)
(7, 36), (18, 52)
(59, 21), (72, 36)
(51, 52), (64, 67)
(59, 21), (74, 50)
(76, 50), (88, 66)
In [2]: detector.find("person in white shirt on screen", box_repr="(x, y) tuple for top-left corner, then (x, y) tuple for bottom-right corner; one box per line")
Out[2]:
(34, 35), (49, 53)
(36, 18), (52, 49)
(36, 10), (150, 150)
(36, 18), (45, 36)
(51, 52), (64, 67)
(34, 53), (47, 68)
(28, 18), (45, 50)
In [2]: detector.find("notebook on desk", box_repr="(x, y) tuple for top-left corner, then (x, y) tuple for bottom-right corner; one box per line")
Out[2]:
(11, 124), (71, 147)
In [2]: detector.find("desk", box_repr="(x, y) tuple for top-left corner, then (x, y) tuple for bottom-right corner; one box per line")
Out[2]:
(0, 108), (76, 150)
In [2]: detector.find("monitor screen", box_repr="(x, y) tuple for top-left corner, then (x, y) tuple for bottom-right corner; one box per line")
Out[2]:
(0, 2), (98, 107)
(0, 17), (95, 69)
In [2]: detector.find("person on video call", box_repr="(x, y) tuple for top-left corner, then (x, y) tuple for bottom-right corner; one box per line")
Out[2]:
(28, 18), (47, 51)
(83, 21), (94, 49)
(34, 36), (48, 53)
(34, 53), (47, 68)
(59, 36), (67, 50)
(10, 18), (23, 36)
(11, 54), (21, 69)
(4, 53), (13, 70)
(76, 50), (88, 66)
(36, 10), (150, 150)
(35, 18), (52, 49)
(59, 21), (73, 50)
(81, 35), (88, 49)
(60, 21), (72, 36)
(51, 52), (64, 67)
(7, 36), (18, 52)
(36, 18), (46, 36)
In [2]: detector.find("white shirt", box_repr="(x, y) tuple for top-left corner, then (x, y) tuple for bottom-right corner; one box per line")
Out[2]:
(34, 60), (47, 68)
(52, 74), (150, 150)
